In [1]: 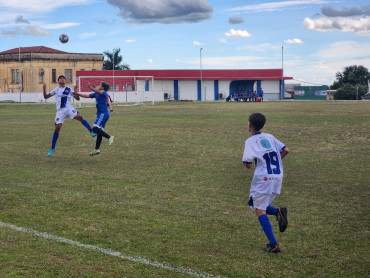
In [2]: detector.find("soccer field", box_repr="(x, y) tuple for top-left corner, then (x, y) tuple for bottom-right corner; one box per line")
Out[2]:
(0, 101), (369, 277)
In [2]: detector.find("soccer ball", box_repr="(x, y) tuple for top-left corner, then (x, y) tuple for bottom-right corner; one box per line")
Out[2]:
(59, 34), (69, 43)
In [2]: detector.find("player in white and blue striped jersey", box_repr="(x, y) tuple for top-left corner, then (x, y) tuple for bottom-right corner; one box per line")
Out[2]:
(242, 113), (290, 253)
(43, 75), (96, 157)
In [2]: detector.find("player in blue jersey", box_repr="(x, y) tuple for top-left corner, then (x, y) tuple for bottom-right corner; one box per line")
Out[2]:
(43, 75), (96, 157)
(258, 88), (264, 101)
(242, 113), (290, 253)
(75, 81), (114, 156)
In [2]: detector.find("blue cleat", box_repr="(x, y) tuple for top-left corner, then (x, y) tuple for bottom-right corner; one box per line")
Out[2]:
(91, 131), (97, 137)
(48, 148), (56, 157)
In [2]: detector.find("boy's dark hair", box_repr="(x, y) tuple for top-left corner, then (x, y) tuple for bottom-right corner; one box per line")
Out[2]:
(58, 75), (66, 81)
(249, 113), (266, 131)
(101, 81), (110, 91)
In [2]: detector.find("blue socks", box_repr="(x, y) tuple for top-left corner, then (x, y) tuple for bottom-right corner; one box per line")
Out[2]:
(82, 120), (92, 132)
(266, 205), (278, 216)
(258, 214), (278, 246)
(51, 132), (59, 149)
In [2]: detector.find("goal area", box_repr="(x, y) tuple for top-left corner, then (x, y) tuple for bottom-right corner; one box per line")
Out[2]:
(76, 75), (155, 106)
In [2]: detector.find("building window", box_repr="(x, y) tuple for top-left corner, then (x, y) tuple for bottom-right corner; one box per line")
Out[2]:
(52, 69), (56, 83)
(65, 69), (72, 83)
(11, 69), (21, 83)
(39, 69), (44, 83)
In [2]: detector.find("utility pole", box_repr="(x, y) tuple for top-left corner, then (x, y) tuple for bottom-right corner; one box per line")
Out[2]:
(200, 48), (203, 101)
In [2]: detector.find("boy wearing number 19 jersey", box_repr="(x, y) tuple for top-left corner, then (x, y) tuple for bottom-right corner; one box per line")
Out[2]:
(243, 113), (290, 253)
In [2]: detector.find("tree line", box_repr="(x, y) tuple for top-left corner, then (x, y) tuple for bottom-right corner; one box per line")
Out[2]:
(331, 65), (369, 100)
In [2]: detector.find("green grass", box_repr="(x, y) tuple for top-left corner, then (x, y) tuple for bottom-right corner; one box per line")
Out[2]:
(0, 101), (369, 277)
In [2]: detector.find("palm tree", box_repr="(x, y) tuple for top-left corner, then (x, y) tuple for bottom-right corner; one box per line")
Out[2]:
(103, 48), (130, 70)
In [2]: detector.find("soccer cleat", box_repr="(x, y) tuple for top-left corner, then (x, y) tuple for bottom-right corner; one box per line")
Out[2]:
(109, 136), (114, 146)
(89, 149), (100, 156)
(91, 131), (97, 137)
(263, 243), (281, 253)
(47, 148), (56, 157)
(277, 207), (288, 232)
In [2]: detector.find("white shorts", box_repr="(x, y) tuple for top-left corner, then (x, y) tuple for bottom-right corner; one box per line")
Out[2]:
(55, 107), (78, 124)
(248, 193), (277, 211)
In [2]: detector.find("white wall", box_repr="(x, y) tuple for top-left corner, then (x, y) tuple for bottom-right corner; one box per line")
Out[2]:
(261, 81), (280, 100)
(0, 80), (283, 102)
(179, 80), (197, 100)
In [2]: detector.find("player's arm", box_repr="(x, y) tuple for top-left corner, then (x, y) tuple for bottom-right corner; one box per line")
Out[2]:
(72, 92), (80, 101)
(243, 162), (253, 169)
(88, 82), (103, 95)
(42, 83), (52, 99)
(74, 92), (91, 98)
(280, 147), (290, 159)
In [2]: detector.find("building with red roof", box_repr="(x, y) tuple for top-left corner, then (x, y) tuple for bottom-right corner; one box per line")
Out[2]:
(0, 46), (103, 93)
(77, 69), (292, 101)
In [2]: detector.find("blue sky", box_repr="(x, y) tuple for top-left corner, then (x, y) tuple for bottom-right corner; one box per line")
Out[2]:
(0, 0), (369, 86)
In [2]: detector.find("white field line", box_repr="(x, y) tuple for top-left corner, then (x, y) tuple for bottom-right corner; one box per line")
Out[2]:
(0, 221), (225, 278)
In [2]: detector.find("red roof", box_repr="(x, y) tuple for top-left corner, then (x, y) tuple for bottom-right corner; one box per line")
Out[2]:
(77, 69), (292, 81)
(0, 46), (67, 54)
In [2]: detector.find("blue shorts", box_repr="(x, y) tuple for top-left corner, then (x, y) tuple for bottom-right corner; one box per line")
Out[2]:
(93, 112), (110, 130)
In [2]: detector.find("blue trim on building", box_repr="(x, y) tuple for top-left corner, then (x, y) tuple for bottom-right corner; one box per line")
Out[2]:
(197, 80), (201, 101)
(174, 80), (179, 100)
(257, 80), (261, 92)
(214, 80), (219, 100)
(145, 80), (149, 91)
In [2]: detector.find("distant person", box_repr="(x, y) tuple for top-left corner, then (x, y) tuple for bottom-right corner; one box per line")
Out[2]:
(107, 91), (113, 112)
(242, 112), (290, 253)
(259, 88), (264, 101)
(42, 76), (96, 157)
(75, 81), (114, 156)
(234, 90), (239, 102)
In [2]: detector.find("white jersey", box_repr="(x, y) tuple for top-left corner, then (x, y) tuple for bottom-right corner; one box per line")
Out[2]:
(49, 86), (74, 111)
(242, 132), (286, 195)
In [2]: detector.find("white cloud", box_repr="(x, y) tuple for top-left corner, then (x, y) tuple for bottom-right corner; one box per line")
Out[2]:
(125, 39), (136, 43)
(41, 22), (81, 29)
(148, 59), (153, 63)
(185, 56), (260, 68)
(304, 16), (370, 36)
(1, 25), (51, 37)
(225, 29), (252, 38)
(24, 26), (51, 36)
(218, 38), (227, 44)
(284, 38), (303, 44)
(79, 32), (96, 39)
(315, 41), (370, 59)
(237, 43), (279, 52)
(193, 41), (205, 46)
(227, 0), (330, 13)
(0, 0), (92, 12)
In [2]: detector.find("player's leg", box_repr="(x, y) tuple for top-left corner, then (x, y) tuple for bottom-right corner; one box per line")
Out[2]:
(73, 111), (96, 137)
(253, 194), (280, 253)
(266, 194), (288, 232)
(48, 111), (66, 156)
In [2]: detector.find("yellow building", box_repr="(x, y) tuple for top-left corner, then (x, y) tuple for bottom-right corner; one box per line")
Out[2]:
(0, 46), (103, 93)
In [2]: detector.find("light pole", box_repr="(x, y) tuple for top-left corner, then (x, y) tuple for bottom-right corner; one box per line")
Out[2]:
(200, 48), (203, 101)
(19, 46), (22, 103)
(281, 46), (284, 100)
(112, 48), (115, 100)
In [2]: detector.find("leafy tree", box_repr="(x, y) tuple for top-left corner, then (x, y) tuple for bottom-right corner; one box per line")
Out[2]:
(333, 84), (367, 100)
(332, 65), (369, 89)
(331, 65), (369, 100)
(103, 48), (130, 70)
